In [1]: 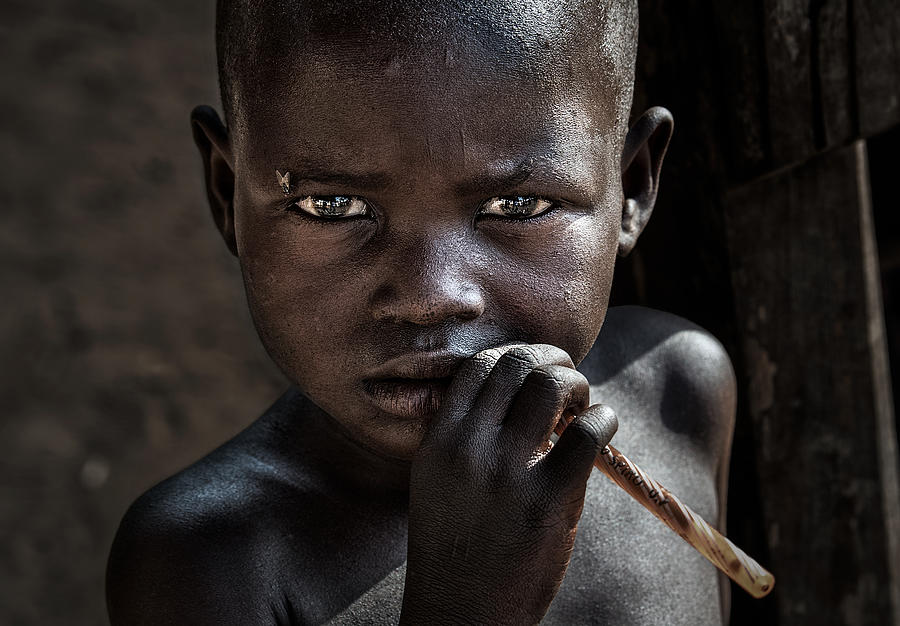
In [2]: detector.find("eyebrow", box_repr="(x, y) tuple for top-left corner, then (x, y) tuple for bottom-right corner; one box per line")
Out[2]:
(453, 160), (535, 196)
(285, 162), (393, 191)
(279, 155), (595, 199)
(455, 156), (598, 202)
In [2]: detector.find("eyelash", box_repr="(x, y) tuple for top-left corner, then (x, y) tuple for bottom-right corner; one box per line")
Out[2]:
(477, 196), (556, 222)
(285, 196), (373, 221)
(283, 195), (559, 223)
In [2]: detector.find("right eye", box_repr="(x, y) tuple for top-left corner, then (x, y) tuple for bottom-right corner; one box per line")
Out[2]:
(291, 196), (371, 219)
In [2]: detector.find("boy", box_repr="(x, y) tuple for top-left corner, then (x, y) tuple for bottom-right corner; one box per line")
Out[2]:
(107, 0), (736, 623)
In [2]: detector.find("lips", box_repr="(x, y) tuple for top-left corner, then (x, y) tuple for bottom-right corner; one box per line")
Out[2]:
(363, 377), (453, 418)
(363, 351), (468, 418)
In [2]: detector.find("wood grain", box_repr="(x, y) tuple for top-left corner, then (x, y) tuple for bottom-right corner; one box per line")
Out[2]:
(724, 141), (900, 624)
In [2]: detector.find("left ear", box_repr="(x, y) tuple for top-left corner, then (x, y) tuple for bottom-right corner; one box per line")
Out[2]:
(618, 106), (674, 257)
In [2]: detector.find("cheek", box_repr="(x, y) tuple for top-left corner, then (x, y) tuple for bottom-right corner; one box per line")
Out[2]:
(234, 216), (361, 384)
(563, 225), (617, 359)
(238, 256), (315, 383)
(566, 238), (616, 361)
(235, 199), (362, 313)
(568, 212), (618, 306)
(496, 213), (618, 362)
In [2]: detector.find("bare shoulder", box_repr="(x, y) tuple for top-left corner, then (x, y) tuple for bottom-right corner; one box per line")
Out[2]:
(106, 428), (308, 625)
(581, 305), (736, 466)
(550, 306), (736, 624)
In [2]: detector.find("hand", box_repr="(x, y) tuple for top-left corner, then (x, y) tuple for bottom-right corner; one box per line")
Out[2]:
(400, 344), (618, 625)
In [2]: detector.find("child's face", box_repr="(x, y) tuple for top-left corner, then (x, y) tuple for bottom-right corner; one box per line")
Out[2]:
(223, 42), (625, 459)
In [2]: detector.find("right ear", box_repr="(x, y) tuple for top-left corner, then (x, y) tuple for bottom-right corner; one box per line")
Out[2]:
(191, 105), (237, 256)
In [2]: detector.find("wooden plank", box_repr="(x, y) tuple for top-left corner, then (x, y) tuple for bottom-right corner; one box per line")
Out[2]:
(762, 0), (817, 166)
(856, 141), (900, 625)
(710, 0), (772, 179)
(854, 0), (900, 137)
(814, 0), (855, 148)
(724, 141), (900, 625)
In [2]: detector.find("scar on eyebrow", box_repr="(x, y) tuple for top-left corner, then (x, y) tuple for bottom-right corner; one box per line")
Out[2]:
(276, 162), (393, 192)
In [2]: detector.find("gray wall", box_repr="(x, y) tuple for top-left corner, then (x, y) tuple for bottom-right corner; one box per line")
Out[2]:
(1, 2), (285, 623)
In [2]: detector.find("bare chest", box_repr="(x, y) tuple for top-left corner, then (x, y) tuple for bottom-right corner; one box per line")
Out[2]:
(321, 386), (723, 625)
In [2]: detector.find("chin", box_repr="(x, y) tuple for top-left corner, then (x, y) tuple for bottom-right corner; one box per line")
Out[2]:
(364, 414), (431, 461)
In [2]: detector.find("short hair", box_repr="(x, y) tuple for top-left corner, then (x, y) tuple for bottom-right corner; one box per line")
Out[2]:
(216, 0), (638, 134)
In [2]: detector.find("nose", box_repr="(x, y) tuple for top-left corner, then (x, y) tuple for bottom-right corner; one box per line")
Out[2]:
(369, 235), (486, 326)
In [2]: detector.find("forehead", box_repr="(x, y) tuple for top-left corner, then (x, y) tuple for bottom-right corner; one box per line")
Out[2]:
(234, 51), (621, 202)
(247, 0), (623, 69)
(228, 2), (630, 192)
(230, 0), (629, 130)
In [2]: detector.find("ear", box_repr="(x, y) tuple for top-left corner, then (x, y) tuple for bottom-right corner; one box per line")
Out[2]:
(191, 105), (237, 256)
(618, 106), (674, 257)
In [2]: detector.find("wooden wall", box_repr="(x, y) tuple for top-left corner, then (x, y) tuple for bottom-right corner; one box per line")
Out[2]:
(615, 2), (900, 624)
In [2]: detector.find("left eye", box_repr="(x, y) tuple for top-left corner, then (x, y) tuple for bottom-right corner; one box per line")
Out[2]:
(478, 196), (553, 219)
(293, 196), (370, 219)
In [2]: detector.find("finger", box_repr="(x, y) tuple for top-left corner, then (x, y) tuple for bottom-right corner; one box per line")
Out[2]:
(425, 343), (525, 443)
(465, 344), (575, 433)
(498, 364), (590, 465)
(541, 404), (618, 498)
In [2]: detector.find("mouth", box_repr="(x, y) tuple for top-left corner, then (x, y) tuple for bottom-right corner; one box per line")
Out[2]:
(362, 341), (529, 419)
(363, 376), (454, 418)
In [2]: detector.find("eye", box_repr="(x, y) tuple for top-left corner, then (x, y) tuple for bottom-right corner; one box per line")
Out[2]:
(292, 195), (370, 219)
(478, 196), (554, 219)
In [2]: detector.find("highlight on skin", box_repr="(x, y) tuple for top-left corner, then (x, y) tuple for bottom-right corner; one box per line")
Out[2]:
(215, 0), (639, 137)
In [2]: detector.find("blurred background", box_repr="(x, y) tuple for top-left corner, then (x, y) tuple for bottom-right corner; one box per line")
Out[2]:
(1, 1), (898, 624)
(0, 2), (285, 624)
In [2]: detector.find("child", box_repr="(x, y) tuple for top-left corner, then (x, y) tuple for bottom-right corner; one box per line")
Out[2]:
(107, 0), (736, 623)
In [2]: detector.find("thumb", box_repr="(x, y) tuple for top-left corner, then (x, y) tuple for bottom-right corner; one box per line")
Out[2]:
(542, 404), (618, 497)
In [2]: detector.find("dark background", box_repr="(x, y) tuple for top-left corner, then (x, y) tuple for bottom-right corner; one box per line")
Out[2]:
(2, 1), (899, 624)
(1, 2), (284, 624)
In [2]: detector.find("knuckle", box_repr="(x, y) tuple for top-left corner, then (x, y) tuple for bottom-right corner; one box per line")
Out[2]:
(451, 349), (504, 390)
(528, 368), (568, 396)
(576, 419), (603, 446)
(531, 343), (575, 368)
(523, 365), (587, 409)
(495, 345), (543, 371)
(459, 351), (497, 378)
(473, 347), (505, 366)
(549, 492), (588, 528)
(529, 483), (584, 530)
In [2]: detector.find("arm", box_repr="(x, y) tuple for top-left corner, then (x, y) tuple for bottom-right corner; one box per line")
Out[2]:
(665, 328), (737, 624)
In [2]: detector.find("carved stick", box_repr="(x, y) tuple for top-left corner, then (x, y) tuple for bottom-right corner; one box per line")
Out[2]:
(553, 417), (775, 598)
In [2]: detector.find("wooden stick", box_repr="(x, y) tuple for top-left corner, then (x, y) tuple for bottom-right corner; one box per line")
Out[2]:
(553, 418), (775, 599)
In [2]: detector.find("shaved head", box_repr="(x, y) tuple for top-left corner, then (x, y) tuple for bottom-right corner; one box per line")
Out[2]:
(216, 0), (638, 136)
(194, 0), (672, 466)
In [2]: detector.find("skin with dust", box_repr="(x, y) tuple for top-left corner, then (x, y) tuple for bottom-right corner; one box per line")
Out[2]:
(107, 1), (737, 624)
